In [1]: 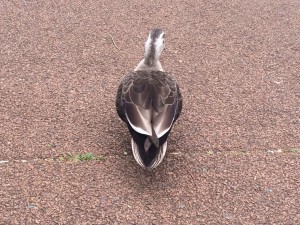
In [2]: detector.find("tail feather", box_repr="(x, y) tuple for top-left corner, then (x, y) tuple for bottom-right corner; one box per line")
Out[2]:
(144, 126), (159, 151)
(131, 139), (167, 169)
(148, 126), (159, 148)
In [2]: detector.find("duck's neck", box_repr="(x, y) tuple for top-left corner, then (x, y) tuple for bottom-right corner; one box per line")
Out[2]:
(134, 58), (164, 72)
(134, 38), (164, 72)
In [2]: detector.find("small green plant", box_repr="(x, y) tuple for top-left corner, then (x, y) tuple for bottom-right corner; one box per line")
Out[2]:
(54, 152), (104, 162)
(76, 153), (95, 161)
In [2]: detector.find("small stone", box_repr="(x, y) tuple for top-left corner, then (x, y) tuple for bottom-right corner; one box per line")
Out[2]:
(266, 188), (273, 193)
(208, 150), (214, 155)
(178, 204), (185, 209)
(28, 204), (36, 209)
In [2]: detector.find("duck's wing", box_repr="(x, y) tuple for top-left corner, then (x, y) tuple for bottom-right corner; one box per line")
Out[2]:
(152, 73), (181, 138)
(117, 71), (182, 138)
(174, 83), (182, 122)
(116, 81), (127, 122)
(122, 73), (153, 136)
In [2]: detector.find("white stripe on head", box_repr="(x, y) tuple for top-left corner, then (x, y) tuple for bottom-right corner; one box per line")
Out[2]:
(144, 29), (165, 62)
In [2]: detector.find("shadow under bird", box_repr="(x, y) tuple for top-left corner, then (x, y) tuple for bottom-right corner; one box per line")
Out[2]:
(116, 29), (182, 170)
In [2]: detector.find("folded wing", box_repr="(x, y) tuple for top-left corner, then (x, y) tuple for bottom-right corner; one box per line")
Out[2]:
(121, 71), (180, 138)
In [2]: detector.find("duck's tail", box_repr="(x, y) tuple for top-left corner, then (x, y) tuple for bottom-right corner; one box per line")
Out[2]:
(131, 139), (167, 170)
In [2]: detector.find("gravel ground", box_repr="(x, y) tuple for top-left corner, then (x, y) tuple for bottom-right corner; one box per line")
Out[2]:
(1, 152), (299, 224)
(0, 0), (299, 224)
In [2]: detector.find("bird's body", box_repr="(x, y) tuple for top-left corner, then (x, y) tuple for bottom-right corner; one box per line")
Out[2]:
(116, 29), (182, 169)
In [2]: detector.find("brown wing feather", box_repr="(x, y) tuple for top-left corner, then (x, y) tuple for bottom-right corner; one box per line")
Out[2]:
(116, 71), (181, 138)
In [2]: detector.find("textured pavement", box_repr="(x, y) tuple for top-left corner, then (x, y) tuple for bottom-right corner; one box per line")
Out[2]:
(0, 0), (300, 224)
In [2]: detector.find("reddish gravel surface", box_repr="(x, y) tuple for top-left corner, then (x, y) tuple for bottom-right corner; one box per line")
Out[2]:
(0, 0), (299, 224)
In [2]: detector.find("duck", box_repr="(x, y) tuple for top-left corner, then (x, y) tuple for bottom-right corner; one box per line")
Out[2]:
(115, 28), (182, 170)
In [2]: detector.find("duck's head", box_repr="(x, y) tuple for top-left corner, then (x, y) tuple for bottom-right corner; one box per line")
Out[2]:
(144, 28), (165, 64)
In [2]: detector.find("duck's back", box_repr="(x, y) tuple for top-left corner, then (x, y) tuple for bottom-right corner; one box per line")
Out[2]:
(116, 70), (182, 140)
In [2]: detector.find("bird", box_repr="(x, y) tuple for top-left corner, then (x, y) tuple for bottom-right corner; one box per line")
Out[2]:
(115, 28), (182, 170)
